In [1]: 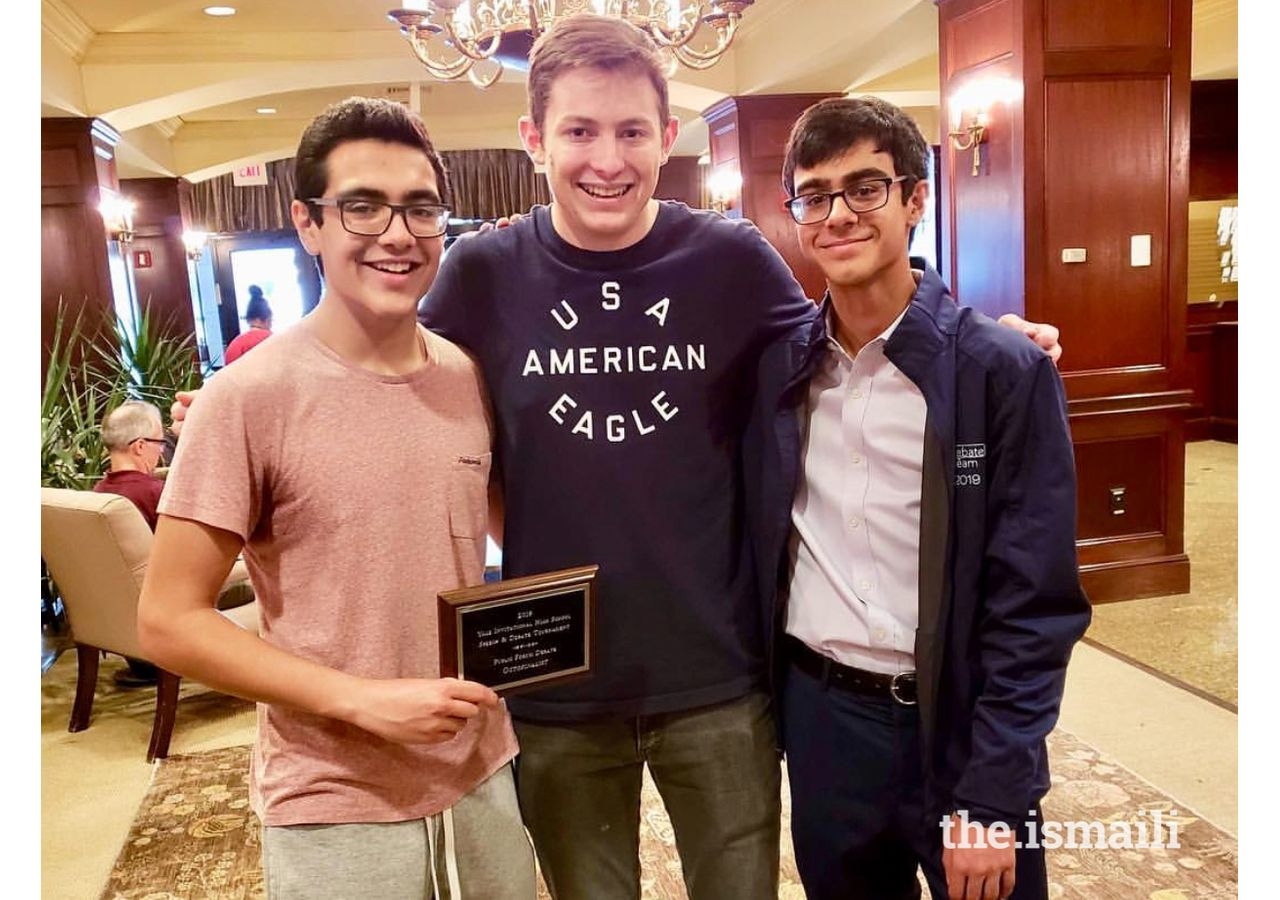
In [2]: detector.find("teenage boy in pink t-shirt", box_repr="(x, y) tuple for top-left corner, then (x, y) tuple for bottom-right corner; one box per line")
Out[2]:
(138, 98), (534, 900)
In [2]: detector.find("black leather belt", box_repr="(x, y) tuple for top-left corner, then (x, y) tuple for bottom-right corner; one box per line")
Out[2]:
(786, 635), (918, 705)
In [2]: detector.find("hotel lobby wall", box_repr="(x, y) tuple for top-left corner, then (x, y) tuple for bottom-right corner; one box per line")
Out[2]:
(1189, 79), (1237, 201)
(938, 0), (1194, 603)
(41, 117), (201, 379)
(1184, 79), (1237, 444)
(1185, 300), (1237, 443)
(703, 93), (840, 302)
(119, 177), (198, 345)
(655, 156), (705, 210)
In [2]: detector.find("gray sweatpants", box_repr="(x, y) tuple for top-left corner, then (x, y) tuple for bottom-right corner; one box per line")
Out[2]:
(261, 763), (535, 900)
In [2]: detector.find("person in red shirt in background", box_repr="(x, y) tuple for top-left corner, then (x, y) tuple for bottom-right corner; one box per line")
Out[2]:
(224, 285), (273, 364)
(94, 399), (169, 686)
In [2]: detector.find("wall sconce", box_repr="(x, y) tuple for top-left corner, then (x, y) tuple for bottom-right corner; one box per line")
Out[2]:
(182, 230), (210, 261)
(948, 112), (988, 178)
(707, 167), (743, 214)
(99, 192), (136, 244)
(946, 76), (1022, 178)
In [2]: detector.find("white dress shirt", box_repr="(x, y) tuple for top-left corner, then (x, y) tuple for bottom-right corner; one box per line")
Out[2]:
(785, 304), (927, 675)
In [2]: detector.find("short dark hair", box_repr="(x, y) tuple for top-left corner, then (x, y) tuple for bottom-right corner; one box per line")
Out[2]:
(293, 97), (450, 223)
(527, 14), (670, 131)
(782, 97), (929, 199)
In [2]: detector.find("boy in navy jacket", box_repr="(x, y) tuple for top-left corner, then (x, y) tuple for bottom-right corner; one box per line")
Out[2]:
(750, 96), (1091, 900)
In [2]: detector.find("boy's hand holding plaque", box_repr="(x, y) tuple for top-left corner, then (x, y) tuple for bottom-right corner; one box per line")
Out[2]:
(438, 565), (597, 695)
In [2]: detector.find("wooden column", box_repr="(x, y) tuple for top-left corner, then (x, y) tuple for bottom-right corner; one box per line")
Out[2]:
(937, 0), (1194, 602)
(41, 118), (122, 378)
(703, 93), (839, 301)
(655, 156), (705, 209)
(120, 177), (198, 340)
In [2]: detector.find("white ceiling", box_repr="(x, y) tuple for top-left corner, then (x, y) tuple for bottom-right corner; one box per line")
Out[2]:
(41, 0), (1238, 183)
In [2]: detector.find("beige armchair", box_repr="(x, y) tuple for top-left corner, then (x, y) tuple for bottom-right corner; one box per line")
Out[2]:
(40, 487), (259, 761)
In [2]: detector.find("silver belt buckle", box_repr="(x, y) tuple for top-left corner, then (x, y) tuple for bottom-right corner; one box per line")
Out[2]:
(890, 672), (918, 706)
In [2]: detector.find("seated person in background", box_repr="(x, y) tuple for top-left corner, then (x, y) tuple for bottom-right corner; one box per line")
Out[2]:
(224, 285), (273, 364)
(94, 399), (167, 530)
(94, 399), (169, 686)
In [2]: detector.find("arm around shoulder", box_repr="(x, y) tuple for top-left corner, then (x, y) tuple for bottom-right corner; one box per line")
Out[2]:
(740, 220), (821, 343)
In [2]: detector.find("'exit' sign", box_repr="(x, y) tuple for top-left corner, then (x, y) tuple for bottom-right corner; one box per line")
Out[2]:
(232, 163), (269, 187)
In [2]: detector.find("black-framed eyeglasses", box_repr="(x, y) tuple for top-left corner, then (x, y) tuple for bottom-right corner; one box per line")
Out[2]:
(132, 437), (167, 447)
(306, 197), (451, 239)
(784, 175), (912, 225)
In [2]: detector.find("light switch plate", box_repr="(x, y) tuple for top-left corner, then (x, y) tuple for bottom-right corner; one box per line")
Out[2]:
(1130, 234), (1152, 267)
(1061, 248), (1087, 263)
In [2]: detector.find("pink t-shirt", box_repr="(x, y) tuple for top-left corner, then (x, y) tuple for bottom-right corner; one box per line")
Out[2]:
(159, 323), (518, 827)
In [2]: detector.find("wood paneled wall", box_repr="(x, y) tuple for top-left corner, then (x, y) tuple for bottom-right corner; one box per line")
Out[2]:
(939, 0), (1194, 603)
(655, 156), (705, 209)
(121, 177), (197, 340)
(1190, 79), (1237, 201)
(1185, 301), (1237, 442)
(1183, 79), (1236, 444)
(41, 118), (121, 379)
(703, 93), (839, 302)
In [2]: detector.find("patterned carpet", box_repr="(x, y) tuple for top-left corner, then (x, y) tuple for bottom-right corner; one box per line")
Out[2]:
(101, 730), (1236, 900)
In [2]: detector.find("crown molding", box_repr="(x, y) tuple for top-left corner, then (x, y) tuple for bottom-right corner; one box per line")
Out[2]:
(153, 117), (183, 139)
(84, 30), (404, 65)
(42, 0), (94, 62)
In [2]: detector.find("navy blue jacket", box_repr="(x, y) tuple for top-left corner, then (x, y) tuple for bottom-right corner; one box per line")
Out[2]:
(745, 263), (1091, 825)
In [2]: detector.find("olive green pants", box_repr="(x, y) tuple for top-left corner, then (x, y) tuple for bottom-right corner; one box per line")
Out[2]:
(513, 692), (782, 900)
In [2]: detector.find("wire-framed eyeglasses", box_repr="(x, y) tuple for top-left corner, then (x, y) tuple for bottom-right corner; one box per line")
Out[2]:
(784, 175), (912, 225)
(307, 197), (451, 238)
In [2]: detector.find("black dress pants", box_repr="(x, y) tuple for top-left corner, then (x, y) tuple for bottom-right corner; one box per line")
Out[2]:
(781, 657), (1048, 900)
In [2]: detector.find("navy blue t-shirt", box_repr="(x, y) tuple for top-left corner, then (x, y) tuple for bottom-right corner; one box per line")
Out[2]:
(421, 201), (816, 721)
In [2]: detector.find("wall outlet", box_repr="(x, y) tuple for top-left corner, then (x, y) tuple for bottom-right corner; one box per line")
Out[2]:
(1109, 486), (1127, 516)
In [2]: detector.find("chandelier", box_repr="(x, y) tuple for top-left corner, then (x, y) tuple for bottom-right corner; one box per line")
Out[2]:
(386, 1), (755, 89)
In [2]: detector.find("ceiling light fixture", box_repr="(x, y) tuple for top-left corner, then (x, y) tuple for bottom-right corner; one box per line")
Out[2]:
(256, 107), (277, 114)
(203, 6), (237, 16)
(387, 1), (753, 89)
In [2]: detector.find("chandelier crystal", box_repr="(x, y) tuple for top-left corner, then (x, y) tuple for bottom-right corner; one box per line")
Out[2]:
(387, 1), (754, 88)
